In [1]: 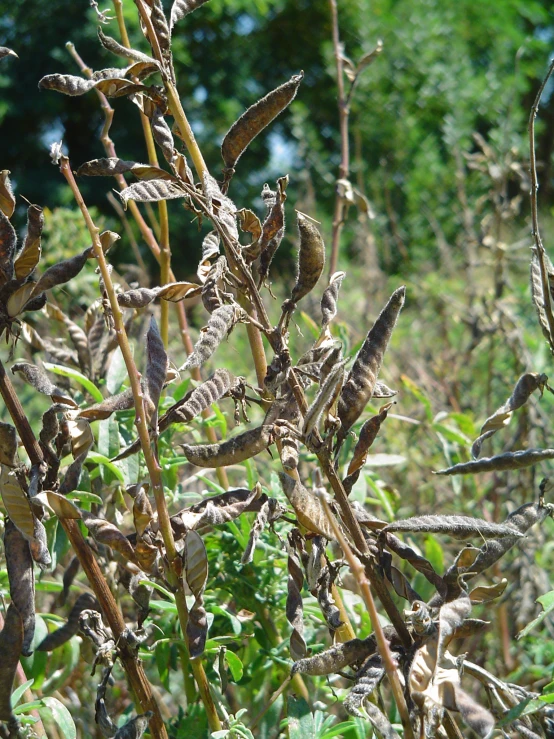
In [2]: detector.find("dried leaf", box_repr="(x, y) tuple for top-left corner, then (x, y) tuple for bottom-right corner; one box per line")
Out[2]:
(321, 271), (346, 328)
(442, 683), (495, 738)
(437, 591), (472, 664)
(286, 542), (307, 660)
(170, 0), (211, 29)
(183, 529), (208, 598)
(0, 210), (16, 283)
(4, 519), (35, 656)
(81, 512), (136, 563)
(258, 176), (288, 281)
(530, 251), (554, 348)
(435, 448), (554, 475)
(76, 157), (175, 181)
(288, 213), (326, 305)
(145, 317), (168, 425)
(469, 579), (508, 604)
(302, 360), (346, 436)
(15, 204), (43, 280)
(36, 593), (98, 651)
(279, 473), (336, 540)
(373, 380), (397, 398)
(221, 73), (303, 170)
(337, 286), (406, 448)
(0, 464), (35, 539)
(181, 304), (242, 370)
(47, 491), (82, 520)
(67, 419), (94, 459)
(383, 514), (523, 540)
(472, 372), (548, 458)
(0, 603), (23, 723)
(237, 208), (262, 243)
(171, 486), (262, 536)
(6, 282), (37, 318)
(0, 421), (17, 467)
(119, 179), (186, 207)
(199, 232), (220, 278)
(133, 489), (154, 536)
(0, 170), (15, 218)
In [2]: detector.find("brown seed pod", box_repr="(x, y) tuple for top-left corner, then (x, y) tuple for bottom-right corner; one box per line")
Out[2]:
(79, 388), (135, 421)
(170, 368), (237, 423)
(81, 512), (136, 563)
(119, 179), (187, 207)
(343, 403), (393, 494)
(221, 73), (303, 171)
(302, 360), (346, 437)
(320, 271), (346, 328)
(241, 498), (284, 564)
(36, 593), (98, 652)
(114, 712), (153, 739)
(39, 73), (96, 96)
(472, 372), (548, 458)
(530, 251), (554, 349)
(4, 519), (35, 656)
(291, 636), (374, 676)
(148, 0), (171, 61)
(0, 603), (24, 724)
(383, 514), (523, 540)
(150, 106), (175, 165)
(170, 0), (211, 30)
(279, 473), (337, 540)
(31, 245), (92, 298)
(97, 28), (156, 65)
(171, 486), (263, 536)
(286, 539), (307, 660)
(343, 659), (387, 719)
(258, 176), (288, 284)
(182, 424), (273, 468)
(181, 304), (243, 370)
(201, 256), (228, 313)
(435, 448), (554, 476)
(183, 530), (208, 599)
(0, 421), (17, 467)
(77, 158), (173, 180)
(145, 317), (168, 425)
(288, 213), (326, 305)
(336, 286), (406, 449)
(11, 361), (77, 407)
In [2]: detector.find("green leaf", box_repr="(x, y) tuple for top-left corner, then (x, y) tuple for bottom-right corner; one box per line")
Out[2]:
(139, 579), (175, 600)
(42, 362), (104, 402)
(225, 650), (244, 681)
(211, 605), (242, 635)
(497, 696), (544, 726)
(287, 695), (315, 739)
(87, 452), (125, 482)
(299, 311), (320, 339)
(105, 347), (127, 395)
(425, 534), (444, 573)
(517, 590), (554, 639)
(66, 491), (103, 505)
(149, 599), (178, 613)
(10, 679), (34, 708)
(38, 697), (77, 739)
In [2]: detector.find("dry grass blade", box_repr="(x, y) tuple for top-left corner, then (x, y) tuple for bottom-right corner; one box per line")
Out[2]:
(383, 514), (524, 539)
(0, 603), (24, 724)
(221, 73), (303, 171)
(336, 285), (406, 449)
(435, 448), (554, 475)
(181, 424), (272, 468)
(36, 593), (98, 651)
(4, 519), (36, 656)
(472, 372), (547, 458)
(0, 170), (15, 218)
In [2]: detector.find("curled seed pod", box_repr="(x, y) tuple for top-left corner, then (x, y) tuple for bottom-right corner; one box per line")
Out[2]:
(11, 361), (77, 407)
(145, 317), (168, 425)
(241, 498), (284, 564)
(36, 593), (98, 652)
(170, 0), (211, 30)
(14, 204), (43, 280)
(343, 658), (386, 718)
(221, 74), (303, 171)
(119, 179), (186, 206)
(288, 213), (325, 305)
(150, 106), (175, 165)
(60, 556), (80, 605)
(258, 175), (288, 283)
(182, 424), (273, 468)
(435, 448), (554, 476)
(530, 251), (554, 349)
(373, 380), (397, 398)
(97, 28), (155, 64)
(79, 388), (135, 421)
(181, 304), (242, 370)
(4, 519), (35, 656)
(291, 636), (373, 676)
(148, 0), (171, 62)
(81, 512), (136, 563)
(31, 245), (91, 298)
(170, 368), (237, 424)
(286, 542), (307, 660)
(280, 434), (299, 471)
(336, 286), (406, 448)
(0, 603), (23, 724)
(315, 568), (342, 630)
(472, 372), (548, 458)
(320, 271), (346, 328)
(383, 514), (523, 540)
(201, 256), (228, 313)
(302, 359), (346, 437)
(171, 485), (262, 536)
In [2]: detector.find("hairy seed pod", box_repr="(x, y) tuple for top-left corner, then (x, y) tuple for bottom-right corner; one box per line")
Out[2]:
(383, 514), (524, 540)
(171, 368), (237, 423)
(97, 28), (155, 65)
(343, 657), (386, 718)
(145, 317), (168, 425)
(336, 286), (406, 448)
(170, 0), (211, 30)
(0, 603), (23, 723)
(291, 637), (374, 676)
(289, 213), (325, 305)
(302, 360), (346, 437)
(182, 424), (272, 468)
(279, 473), (337, 540)
(151, 105), (175, 165)
(286, 543), (307, 660)
(435, 448), (554, 476)
(119, 179), (186, 207)
(181, 304), (241, 370)
(221, 74), (303, 171)
(39, 73), (96, 96)
(4, 519), (35, 656)
(0, 422), (18, 468)
(201, 256), (228, 313)
(321, 271), (346, 328)
(258, 176), (288, 284)
(36, 593), (98, 652)
(114, 712), (153, 739)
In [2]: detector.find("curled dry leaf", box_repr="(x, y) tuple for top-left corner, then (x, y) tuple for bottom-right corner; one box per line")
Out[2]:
(435, 448), (554, 475)
(4, 519), (35, 656)
(472, 372), (548, 458)
(221, 73), (303, 171)
(321, 271), (346, 328)
(47, 491), (82, 520)
(145, 317), (168, 425)
(128, 574), (153, 627)
(81, 512), (136, 563)
(336, 286), (406, 449)
(36, 593), (98, 651)
(469, 578), (508, 604)
(383, 514), (523, 540)
(14, 204), (43, 281)
(182, 424), (272, 468)
(289, 213), (326, 305)
(286, 541), (307, 660)
(279, 472), (337, 540)
(0, 170), (15, 218)
(0, 603), (24, 724)
(44, 303), (91, 375)
(181, 304), (243, 370)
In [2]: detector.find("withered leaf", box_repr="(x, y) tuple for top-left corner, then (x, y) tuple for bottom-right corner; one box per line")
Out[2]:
(133, 488), (154, 536)
(442, 683), (495, 738)
(373, 380), (397, 398)
(469, 578), (508, 604)
(286, 543), (307, 660)
(0, 603), (23, 723)
(128, 574), (153, 627)
(0, 421), (17, 467)
(320, 271), (346, 328)
(221, 73), (303, 170)
(336, 286), (406, 448)
(113, 712), (153, 739)
(36, 593), (98, 651)
(437, 591), (472, 664)
(279, 473), (336, 540)
(530, 251), (554, 349)
(472, 372), (548, 458)
(67, 419), (94, 459)
(170, 0), (211, 29)
(145, 317), (168, 425)
(81, 512), (136, 563)
(181, 304), (242, 370)
(46, 491), (82, 520)
(237, 208), (262, 243)
(4, 520), (35, 656)
(0, 170), (15, 218)
(14, 204), (43, 280)
(182, 424), (272, 468)
(242, 498), (284, 564)
(171, 486), (262, 536)
(383, 514), (523, 540)
(435, 448), (554, 475)
(0, 209), (16, 283)
(0, 464), (35, 539)
(199, 232), (220, 275)
(76, 157), (175, 181)
(119, 178), (186, 207)
(183, 529), (208, 598)
(6, 282), (36, 318)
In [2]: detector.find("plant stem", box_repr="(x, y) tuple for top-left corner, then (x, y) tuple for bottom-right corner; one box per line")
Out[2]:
(60, 159), (222, 731)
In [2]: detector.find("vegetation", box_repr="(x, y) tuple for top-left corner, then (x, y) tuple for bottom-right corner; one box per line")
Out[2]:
(1, 1), (554, 738)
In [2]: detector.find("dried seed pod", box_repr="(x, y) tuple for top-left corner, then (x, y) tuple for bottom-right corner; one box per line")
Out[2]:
(279, 473), (337, 540)
(0, 209), (16, 283)
(171, 368), (237, 424)
(171, 485), (262, 535)
(60, 556), (80, 605)
(182, 424), (272, 468)
(198, 231), (220, 280)
(286, 541), (307, 660)
(530, 251), (554, 349)
(114, 712), (153, 739)
(435, 448), (554, 475)
(315, 568), (342, 629)
(14, 204), (43, 280)
(119, 178), (187, 206)
(241, 498), (284, 564)
(36, 593), (98, 651)
(31, 245), (91, 298)
(336, 286), (406, 448)
(39, 73), (96, 96)
(151, 106), (175, 165)
(11, 361), (77, 407)
(383, 533), (446, 597)
(201, 256), (228, 313)
(258, 176), (288, 283)
(383, 514), (523, 540)
(0, 421), (17, 467)
(0, 170), (15, 218)
(373, 380), (397, 398)
(291, 636), (374, 676)
(147, 0), (171, 61)
(170, 0), (211, 29)
(343, 658), (387, 718)
(302, 360), (346, 437)
(436, 591), (471, 663)
(221, 73), (303, 171)
(472, 372), (548, 458)
(442, 684), (495, 739)
(81, 512), (136, 563)
(77, 157), (174, 182)
(128, 574), (153, 628)
(0, 603), (23, 724)
(320, 271), (346, 328)
(79, 388), (135, 421)
(145, 317), (168, 425)
(4, 519), (35, 656)
(97, 28), (156, 65)
(181, 304), (241, 370)
(343, 403), (393, 494)
(183, 530), (208, 598)
(0, 47), (17, 60)
(288, 213), (326, 305)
